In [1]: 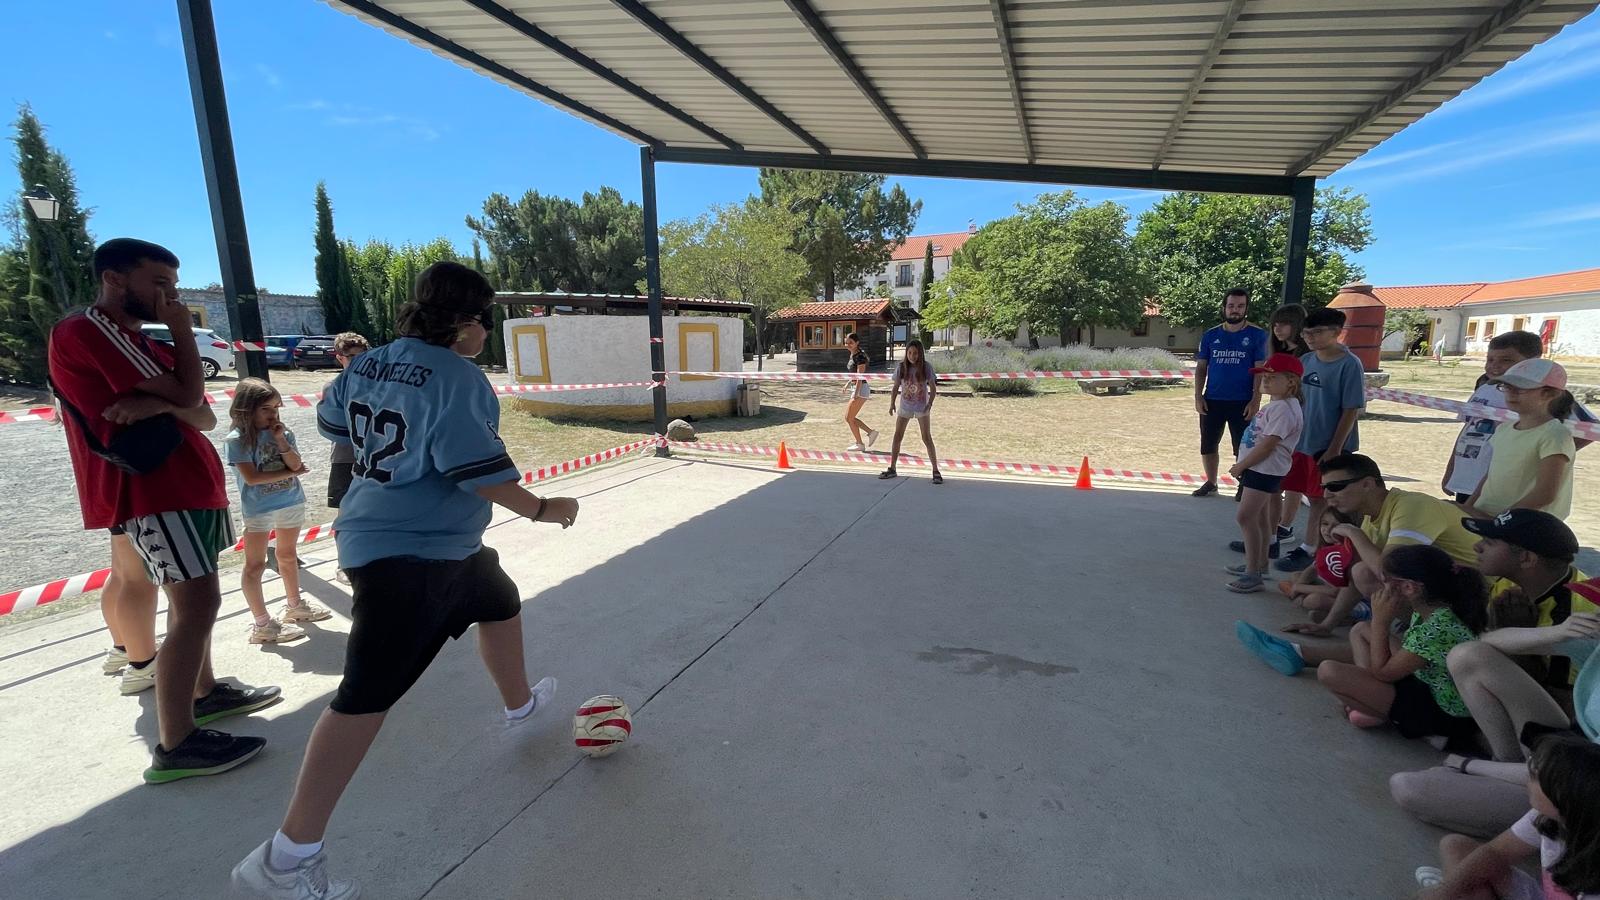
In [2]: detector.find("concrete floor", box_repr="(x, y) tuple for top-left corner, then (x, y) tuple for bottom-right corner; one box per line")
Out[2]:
(0, 455), (1450, 899)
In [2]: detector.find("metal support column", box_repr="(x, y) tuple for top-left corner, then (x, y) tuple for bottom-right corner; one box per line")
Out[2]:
(177, 0), (268, 380)
(640, 146), (670, 455)
(1281, 176), (1315, 306)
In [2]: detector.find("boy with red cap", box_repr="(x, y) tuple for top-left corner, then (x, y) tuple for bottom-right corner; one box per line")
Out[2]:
(1225, 352), (1304, 592)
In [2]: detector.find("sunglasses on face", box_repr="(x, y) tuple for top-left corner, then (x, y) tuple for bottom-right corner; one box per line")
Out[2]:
(1320, 475), (1369, 493)
(465, 309), (494, 329)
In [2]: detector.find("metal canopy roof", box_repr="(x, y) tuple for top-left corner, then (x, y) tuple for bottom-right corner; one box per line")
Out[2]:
(326, 0), (1595, 193)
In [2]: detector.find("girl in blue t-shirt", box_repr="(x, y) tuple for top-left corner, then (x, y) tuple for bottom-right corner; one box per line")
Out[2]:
(226, 379), (330, 645)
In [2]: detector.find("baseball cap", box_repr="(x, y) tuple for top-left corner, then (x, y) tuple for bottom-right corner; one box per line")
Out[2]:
(1462, 508), (1580, 560)
(1251, 353), (1304, 376)
(1493, 358), (1567, 391)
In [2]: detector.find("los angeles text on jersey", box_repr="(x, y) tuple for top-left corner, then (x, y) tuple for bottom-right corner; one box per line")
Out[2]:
(350, 355), (434, 388)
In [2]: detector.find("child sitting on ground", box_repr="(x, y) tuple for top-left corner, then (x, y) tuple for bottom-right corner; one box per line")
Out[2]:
(225, 379), (331, 644)
(1277, 505), (1357, 615)
(1416, 733), (1600, 899)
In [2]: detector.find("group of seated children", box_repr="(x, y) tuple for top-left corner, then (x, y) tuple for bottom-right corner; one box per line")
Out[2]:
(1221, 325), (1598, 897)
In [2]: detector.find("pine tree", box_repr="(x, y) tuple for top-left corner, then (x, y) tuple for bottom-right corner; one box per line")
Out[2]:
(5, 105), (96, 383)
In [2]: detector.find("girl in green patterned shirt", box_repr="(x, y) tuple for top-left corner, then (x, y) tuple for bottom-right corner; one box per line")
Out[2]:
(1317, 544), (1487, 745)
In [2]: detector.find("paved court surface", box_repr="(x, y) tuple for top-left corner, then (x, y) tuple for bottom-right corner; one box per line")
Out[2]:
(0, 455), (1450, 899)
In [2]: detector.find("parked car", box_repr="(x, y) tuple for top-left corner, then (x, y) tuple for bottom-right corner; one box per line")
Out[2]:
(291, 335), (341, 369)
(265, 335), (303, 368)
(140, 324), (235, 379)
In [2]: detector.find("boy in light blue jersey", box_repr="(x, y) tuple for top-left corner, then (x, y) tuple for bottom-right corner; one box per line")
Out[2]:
(232, 262), (580, 899)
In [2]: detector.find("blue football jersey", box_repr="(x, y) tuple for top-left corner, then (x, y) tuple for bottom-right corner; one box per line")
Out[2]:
(317, 337), (519, 569)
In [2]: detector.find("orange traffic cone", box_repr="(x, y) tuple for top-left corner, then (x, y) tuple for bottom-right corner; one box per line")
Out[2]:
(776, 441), (794, 470)
(1074, 456), (1093, 490)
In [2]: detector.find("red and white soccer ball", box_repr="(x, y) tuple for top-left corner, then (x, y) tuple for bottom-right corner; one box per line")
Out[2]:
(573, 695), (632, 757)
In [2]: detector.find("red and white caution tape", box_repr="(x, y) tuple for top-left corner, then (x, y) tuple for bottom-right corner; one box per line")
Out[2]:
(497, 381), (661, 394)
(1366, 387), (1600, 441)
(231, 340), (268, 352)
(666, 440), (1237, 489)
(522, 437), (664, 483)
(0, 406), (57, 424)
(662, 369), (1191, 381)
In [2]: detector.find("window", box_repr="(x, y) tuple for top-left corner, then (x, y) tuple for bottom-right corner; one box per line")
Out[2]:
(1540, 318), (1559, 347)
(1131, 318), (1150, 337)
(186, 305), (208, 327)
(831, 323), (850, 347)
(1512, 317), (1528, 333)
(802, 324), (826, 348)
(1482, 319), (1498, 340)
(1466, 319), (1479, 341)
(895, 264), (913, 288)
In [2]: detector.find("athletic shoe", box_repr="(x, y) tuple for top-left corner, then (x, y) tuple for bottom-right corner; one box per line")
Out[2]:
(143, 728), (265, 785)
(103, 646), (129, 675)
(1234, 621), (1305, 676)
(865, 428), (879, 449)
(195, 683), (283, 726)
(507, 676), (558, 727)
(120, 658), (157, 695)
(230, 838), (360, 899)
(1274, 547), (1314, 572)
(282, 602), (333, 624)
(1276, 525), (1296, 542)
(249, 620), (307, 644)
(1191, 481), (1218, 498)
(1226, 574), (1265, 593)
(845, 443), (864, 452)
(334, 570), (350, 586)
(1227, 540), (1279, 559)
(1414, 866), (1443, 889)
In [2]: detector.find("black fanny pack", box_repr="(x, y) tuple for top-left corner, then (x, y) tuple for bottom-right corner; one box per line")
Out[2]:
(50, 382), (183, 475)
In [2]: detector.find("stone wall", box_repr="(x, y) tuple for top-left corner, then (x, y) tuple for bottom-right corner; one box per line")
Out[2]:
(177, 289), (326, 340)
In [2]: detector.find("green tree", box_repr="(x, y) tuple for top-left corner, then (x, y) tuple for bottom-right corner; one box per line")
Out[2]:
(918, 240), (934, 310)
(465, 186), (642, 293)
(937, 192), (1148, 345)
(1383, 306), (1431, 358)
(341, 237), (457, 344)
(757, 169), (920, 301)
(1133, 187), (1372, 329)
(920, 264), (990, 346)
(2, 105), (96, 383)
(660, 198), (806, 370)
(313, 181), (367, 335)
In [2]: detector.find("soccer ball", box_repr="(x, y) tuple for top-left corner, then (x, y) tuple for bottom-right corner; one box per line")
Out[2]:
(573, 695), (632, 757)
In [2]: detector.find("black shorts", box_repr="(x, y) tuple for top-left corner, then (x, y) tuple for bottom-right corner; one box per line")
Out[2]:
(327, 462), (355, 509)
(1388, 676), (1479, 742)
(1200, 399), (1250, 455)
(1238, 468), (1284, 493)
(108, 524), (125, 536)
(331, 547), (522, 715)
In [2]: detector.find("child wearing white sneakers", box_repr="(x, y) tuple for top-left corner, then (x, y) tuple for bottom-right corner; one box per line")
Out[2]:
(225, 379), (331, 644)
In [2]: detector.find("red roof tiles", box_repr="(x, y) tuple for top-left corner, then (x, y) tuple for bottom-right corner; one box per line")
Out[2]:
(1375, 268), (1600, 309)
(771, 299), (892, 321)
(888, 230), (976, 262)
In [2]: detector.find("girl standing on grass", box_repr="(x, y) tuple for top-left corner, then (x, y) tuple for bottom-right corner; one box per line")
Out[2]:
(841, 332), (878, 452)
(878, 340), (943, 485)
(1416, 733), (1600, 899)
(1317, 544), (1486, 743)
(225, 379), (330, 644)
(1225, 353), (1303, 593)
(1462, 358), (1577, 520)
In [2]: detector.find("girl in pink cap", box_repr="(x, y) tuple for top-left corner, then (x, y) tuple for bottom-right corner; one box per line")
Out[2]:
(1462, 358), (1577, 520)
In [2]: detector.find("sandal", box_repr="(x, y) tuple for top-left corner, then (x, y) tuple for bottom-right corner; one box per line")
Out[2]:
(931, 472), (943, 485)
(878, 468), (897, 479)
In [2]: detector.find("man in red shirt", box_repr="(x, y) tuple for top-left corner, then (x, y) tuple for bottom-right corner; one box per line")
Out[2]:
(49, 238), (280, 784)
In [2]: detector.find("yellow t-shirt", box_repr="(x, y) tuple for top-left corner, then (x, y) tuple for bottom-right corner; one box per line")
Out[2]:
(1360, 489), (1479, 566)
(1488, 568), (1593, 686)
(1476, 418), (1576, 519)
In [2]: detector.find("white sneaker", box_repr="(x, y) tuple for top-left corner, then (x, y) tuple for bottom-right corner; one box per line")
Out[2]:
(334, 570), (350, 586)
(506, 676), (557, 727)
(865, 429), (879, 449)
(1414, 866), (1443, 888)
(249, 620), (307, 644)
(845, 443), (864, 452)
(230, 839), (360, 899)
(103, 646), (129, 675)
(120, 658), (157, 695)
(282, 602), (333, 624)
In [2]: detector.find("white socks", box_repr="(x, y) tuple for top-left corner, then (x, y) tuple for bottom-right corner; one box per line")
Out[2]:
(505, 693), (538, 721)
(269, 831), (322, 871)
(505, 676), (558, 723)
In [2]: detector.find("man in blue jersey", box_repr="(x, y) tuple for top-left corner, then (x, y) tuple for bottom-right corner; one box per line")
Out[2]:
(231, 262), (579, 898)
(1192, 288), (1268, 497)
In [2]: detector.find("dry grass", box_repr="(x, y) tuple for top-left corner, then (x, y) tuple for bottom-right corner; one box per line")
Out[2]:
(496, 360), (1599, 548)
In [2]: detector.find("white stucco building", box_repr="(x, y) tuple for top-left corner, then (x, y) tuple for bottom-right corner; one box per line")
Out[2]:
(837, 227), (977, 305)
(1374, 267), (1600, 359)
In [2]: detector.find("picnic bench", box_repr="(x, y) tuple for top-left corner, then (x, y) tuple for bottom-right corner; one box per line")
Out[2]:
(1077, 377), (1132, 396)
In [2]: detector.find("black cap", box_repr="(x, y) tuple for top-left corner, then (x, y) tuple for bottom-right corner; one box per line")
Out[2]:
(1462, 509), (1580, 560)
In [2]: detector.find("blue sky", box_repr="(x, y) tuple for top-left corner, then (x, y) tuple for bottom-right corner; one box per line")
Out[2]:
(3, 2), (1597, 295)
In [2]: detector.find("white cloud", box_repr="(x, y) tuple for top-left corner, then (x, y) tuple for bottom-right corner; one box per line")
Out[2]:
(1514, 201), (1600, 230)
(289, 99), (332, 111)
(103, 30), (118, 41)
(1339, 139), (1465, 175)
(1434, 28), (1600, 118)
(255, 64), (282, 89)
(1350, 112), (1600, 189)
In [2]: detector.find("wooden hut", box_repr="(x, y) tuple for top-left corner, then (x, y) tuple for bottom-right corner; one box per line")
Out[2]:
(771, 299), (918, 372)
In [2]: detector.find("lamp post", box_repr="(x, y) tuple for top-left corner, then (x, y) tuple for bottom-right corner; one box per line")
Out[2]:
(21, 185), (72, 306)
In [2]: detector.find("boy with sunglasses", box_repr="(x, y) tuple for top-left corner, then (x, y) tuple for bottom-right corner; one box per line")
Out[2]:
(231, 262), (578, 898)
(1284, 453), (1477, 637)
